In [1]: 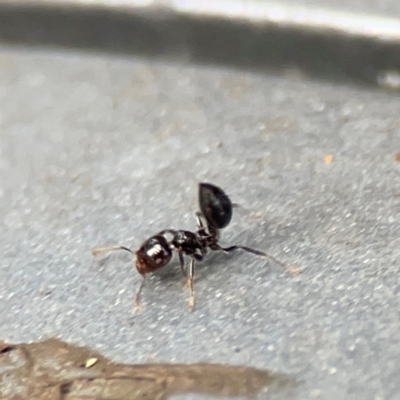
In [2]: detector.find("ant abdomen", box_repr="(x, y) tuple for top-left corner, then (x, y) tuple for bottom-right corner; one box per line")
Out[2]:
(199, 183), (232, 229)
(135, 235), (172, 275)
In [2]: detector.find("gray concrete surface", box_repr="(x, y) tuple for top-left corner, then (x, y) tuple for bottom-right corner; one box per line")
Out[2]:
(0, 46), (399, 400)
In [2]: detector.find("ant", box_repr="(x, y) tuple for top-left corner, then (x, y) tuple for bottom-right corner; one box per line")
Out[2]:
(92, 182), (299, 311)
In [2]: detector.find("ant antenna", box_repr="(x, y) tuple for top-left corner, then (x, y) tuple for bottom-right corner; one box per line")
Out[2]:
(92, 246), (135, 257)
(92, 245), (145, 312)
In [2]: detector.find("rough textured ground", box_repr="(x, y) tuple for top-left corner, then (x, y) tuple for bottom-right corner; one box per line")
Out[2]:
(0, 47), (399, 399)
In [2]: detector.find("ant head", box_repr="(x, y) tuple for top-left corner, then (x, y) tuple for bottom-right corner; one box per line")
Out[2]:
(135, 235), (172, 274)
(198, 182), (232, 229)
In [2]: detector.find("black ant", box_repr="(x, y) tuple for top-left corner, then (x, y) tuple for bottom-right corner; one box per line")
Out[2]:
(92, 183), (300, 311)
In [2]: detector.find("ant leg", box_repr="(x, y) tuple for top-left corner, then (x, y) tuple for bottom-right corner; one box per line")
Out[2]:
(134, 275), (146, 312)
(213, 244), (301, 274)
(178, 252), (187, 277)
(187, 257), (195, 311)
(195, 211), (205, 227)
(195, 211), (207, 235)
(92, 246), (135, 256)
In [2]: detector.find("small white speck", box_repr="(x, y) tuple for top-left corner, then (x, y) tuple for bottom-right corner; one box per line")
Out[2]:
(4, 211), (24, 229)
(26, 73), (46, 87)
(377, 70), (400, 90)
(311, 389), (322, 398)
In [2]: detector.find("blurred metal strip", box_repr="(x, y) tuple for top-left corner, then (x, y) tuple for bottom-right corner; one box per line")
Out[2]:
(5, 0), (400, 40)
(0, 0), (399, 87)
(172, 1), (400, 41)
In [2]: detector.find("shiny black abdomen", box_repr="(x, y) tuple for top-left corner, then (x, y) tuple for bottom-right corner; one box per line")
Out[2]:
(199, 182), (232, 229)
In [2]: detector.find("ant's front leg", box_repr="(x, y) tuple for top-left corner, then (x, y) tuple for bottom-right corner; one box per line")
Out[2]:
(134, 274), (146, 313)
(91, 245), (146, 312)
(211, 243), (301, 274)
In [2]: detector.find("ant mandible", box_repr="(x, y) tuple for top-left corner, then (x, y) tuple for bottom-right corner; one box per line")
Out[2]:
(92, 182), (299, 311)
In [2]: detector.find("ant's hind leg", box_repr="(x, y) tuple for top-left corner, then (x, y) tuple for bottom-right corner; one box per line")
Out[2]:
(213, 244), (301, 274)
(195, 211), (208, 236)
(187, 258), (195, 311)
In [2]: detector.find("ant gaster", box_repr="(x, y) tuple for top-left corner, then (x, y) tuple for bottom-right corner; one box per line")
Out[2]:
(92, 183), (299, 311)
